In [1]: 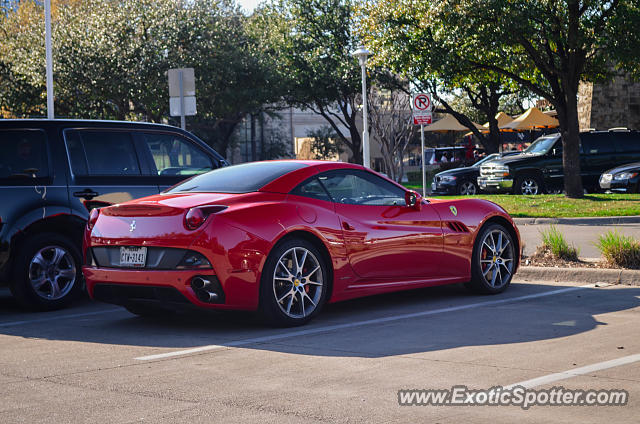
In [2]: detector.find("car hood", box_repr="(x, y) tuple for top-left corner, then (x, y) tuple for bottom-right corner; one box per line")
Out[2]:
(481, 153), (542, 167)
(435, 166), (478, 177)
(604, 161), (640, 174)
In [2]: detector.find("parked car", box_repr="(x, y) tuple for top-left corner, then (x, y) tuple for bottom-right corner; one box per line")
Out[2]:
(477, 129), (640, 195)
(431, 152), (519, 195)
(600, 162), (640, 193)
(0, 119), (227, 310)
(83, 160), (520, 326)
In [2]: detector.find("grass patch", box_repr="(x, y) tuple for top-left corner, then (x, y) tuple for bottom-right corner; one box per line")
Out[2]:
(421, 193), (640, 218)
(596, 231), (640, 269)
(539, 225), (579, 261)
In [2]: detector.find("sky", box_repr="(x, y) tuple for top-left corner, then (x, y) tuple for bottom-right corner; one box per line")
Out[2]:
(237, 0), (260, 13)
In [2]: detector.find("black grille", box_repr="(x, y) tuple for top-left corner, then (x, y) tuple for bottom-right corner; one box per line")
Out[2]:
(93, 284), (190, 306)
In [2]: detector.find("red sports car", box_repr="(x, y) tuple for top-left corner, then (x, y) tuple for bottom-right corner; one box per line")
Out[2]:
(83, 161), (520, 326)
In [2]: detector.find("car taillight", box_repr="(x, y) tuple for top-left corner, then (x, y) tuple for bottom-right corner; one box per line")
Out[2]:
(87, 208), (100, 231)
(184, 205), (227, 230)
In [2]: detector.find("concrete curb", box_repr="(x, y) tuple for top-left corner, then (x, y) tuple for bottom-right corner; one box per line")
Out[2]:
(515, 266), (640, 285)
(513, 216), (640, 225)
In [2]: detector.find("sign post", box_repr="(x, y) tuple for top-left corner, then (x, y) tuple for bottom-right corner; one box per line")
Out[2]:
(412, 93), (432, 197)
(168, 68), (196, 130)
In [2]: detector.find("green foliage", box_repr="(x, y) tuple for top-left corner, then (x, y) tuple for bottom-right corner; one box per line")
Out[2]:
(540, 226), (579, 261)
(0, 0), (285, 157)
(596, 231), (640, 269)
(306, 126), (343, 160)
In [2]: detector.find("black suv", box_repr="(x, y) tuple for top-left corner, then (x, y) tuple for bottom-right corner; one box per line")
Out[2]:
(0, 120), (227, 310)
(477, 130), (640, 195)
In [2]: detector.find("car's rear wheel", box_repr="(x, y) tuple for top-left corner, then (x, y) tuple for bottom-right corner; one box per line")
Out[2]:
(467, 224), (515, 294)
(10, 233), (82, 310)
(259, 238), (328, 327)
(515, 175), (542, 195)
(458, 181), (477, 195)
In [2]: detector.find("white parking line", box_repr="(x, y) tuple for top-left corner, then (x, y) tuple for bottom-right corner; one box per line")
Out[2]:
(0, 307), (123, 328)
(135, 284), (594, 361)
(505, 354), (640, 389)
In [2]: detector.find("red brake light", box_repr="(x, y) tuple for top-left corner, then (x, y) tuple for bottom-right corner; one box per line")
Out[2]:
(184, 205), (227, 231)
(87, 208), (100, 231)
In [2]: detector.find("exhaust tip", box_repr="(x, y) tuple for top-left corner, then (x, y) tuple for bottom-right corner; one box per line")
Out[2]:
(191, 277), (211, 291)
(190, 276), (224, 304)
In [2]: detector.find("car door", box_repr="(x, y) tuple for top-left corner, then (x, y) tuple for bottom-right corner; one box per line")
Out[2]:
(134, 131), (218, 192)
(317, 169), (444, 280)
(64, 129), (159, 216)
(581, 133), (616, 189)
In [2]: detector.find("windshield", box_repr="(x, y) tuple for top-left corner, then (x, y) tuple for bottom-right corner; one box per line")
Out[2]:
(166, 161), (307, 193)
(524, 135), (559, 155)
(472, 153), (500, 167)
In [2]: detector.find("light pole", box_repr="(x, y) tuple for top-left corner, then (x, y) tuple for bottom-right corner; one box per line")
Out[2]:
(45, 0), (54, 119)
(352, 46), (370, 168)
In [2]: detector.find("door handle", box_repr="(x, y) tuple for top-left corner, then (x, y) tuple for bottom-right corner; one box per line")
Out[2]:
(73, 189), (99, 200)
(342, 221), (355, 231)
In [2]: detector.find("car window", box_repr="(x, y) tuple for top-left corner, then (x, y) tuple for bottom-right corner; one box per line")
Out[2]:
(139, 133), (213, 176)
(318, 170), (406, 206)
(65, 130), (141, 176)
(612, 133), (640, 153)
(581, 134), (615, 155)
(291, 177), (332, 202)
(0, 129), (49, 182)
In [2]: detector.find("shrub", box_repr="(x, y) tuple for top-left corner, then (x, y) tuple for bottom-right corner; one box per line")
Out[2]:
(539, 225), (579, 261)
(596, 231), (640, 269)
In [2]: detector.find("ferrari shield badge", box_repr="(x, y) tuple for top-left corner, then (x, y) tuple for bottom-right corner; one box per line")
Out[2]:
(450, 206), (458, 216)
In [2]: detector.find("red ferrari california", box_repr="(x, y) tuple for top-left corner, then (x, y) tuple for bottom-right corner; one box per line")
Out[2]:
(83, 161), (520, 326)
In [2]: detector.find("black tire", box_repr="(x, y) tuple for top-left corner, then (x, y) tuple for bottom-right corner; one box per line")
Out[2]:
(259, 238), (329, 327)
(515, 175), (543, 195)
(10, 233), (83, 310)
(457, 180), (477, 195)
(467, 223), (516, 294)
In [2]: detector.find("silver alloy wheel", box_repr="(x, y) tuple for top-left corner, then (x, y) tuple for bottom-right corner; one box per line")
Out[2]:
(459, 181), (477, 195)
(28, 246), (76, 300)
(520, 178), (539, 195)
(272, 246), (323, 319)
(479, 229), (514, 289)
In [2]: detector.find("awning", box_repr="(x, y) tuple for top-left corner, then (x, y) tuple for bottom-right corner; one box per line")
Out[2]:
(422, 114), (486, 133)
(500, 107), (559, 131)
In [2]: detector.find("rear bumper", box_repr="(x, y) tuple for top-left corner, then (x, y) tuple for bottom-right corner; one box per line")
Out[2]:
(83, 267), (254, 311)
(477, 176), (513, 193)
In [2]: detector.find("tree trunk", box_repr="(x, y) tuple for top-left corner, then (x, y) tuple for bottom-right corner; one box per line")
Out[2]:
(557, 88), (584, 198)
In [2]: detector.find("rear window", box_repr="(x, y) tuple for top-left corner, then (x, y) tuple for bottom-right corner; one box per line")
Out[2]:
(167, 161), (308, 193)
(0, 129), (50, 183)
(65, 130), (141, 176)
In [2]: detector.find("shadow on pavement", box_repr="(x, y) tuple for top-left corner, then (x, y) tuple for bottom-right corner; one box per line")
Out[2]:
(0, 283), (638, 358)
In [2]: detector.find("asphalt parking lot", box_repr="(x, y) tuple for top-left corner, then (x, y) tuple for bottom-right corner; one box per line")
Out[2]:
(0, 279), (638, 423)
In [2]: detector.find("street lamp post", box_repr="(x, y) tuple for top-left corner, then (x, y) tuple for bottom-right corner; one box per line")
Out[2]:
(45, 0), (54, 119)
(351, 46), (370, 168)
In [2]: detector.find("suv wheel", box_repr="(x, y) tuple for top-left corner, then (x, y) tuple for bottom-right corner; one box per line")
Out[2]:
(10, 233), (82, 310)
(458, 181), (477, 195)
(515, 175), (542, 195)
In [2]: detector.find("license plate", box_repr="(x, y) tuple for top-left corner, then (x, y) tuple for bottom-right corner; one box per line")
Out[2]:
(120, 246), (147, 267)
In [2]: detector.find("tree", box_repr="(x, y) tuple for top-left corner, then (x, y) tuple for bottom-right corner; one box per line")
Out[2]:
(357, 0), (533, 155)
(306, 126), (344, 160)
(252, 0), (367, 164)
(422, 0), (640, 197)
(368, 86), (416, 182)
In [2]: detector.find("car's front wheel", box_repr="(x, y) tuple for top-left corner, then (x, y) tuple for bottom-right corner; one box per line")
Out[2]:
(467, 224), (516, 294)
(515, 175), (542, 195)
(458, 181), (477, 195)
(259, 238), (328, 327)
(10, 233), (82, 310)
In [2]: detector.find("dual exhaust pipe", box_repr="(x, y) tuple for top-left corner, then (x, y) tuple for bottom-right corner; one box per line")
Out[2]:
(191, 277), (220, 303)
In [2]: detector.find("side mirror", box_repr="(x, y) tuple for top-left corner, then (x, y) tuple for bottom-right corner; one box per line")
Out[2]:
(552, 148), (562, 156)
(405, 190), (422, 210)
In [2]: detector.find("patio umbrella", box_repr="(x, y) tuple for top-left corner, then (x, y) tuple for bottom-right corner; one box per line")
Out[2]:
(422, 113), (486, 133)
(500, 107), (559, 131)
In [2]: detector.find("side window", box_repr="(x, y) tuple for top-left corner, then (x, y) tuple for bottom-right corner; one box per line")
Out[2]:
(65, 130), (141, 175)
(139, 133), (213, 176)
(291, 177), (332, 202)
(318, 170), (406, 206)
(0, 129), (49, 182)
(613, 133), (640, 153)
(581, 134), (615, 155)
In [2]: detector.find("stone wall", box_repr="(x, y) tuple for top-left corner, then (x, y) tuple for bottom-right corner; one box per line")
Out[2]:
(578, 73), (640, 131)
